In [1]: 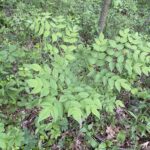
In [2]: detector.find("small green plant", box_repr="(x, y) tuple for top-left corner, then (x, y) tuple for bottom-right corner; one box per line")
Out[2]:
(0, 123), (24, 149)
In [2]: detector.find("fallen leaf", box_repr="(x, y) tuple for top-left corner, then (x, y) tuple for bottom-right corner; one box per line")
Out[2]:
(106, 126), (119, 140)
(141, 142), (150, 150)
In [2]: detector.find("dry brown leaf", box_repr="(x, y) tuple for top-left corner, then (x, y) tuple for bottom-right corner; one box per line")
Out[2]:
(106, 126), (115, 139)
(106, 126), (120, 140)
(141, 142), (150, 150)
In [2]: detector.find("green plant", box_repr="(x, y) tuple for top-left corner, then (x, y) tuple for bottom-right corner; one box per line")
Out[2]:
(87, 29), (150, 98)
(107, 0), (150, 37)
(0, 1), (150, 149)
(0, 123), (24, 149)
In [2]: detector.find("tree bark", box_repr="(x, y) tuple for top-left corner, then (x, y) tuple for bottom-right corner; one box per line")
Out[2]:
(99, 0), (111, 33)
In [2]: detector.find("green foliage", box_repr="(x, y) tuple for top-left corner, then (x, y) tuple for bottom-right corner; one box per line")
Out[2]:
(107, 0), (150, 37)
(87, 29), (150, 99)
(0, 0), (150, 149)
(0, 123), (24, 149)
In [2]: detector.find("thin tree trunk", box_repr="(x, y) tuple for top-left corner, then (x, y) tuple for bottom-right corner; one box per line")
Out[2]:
(99, 0), (111, 33)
